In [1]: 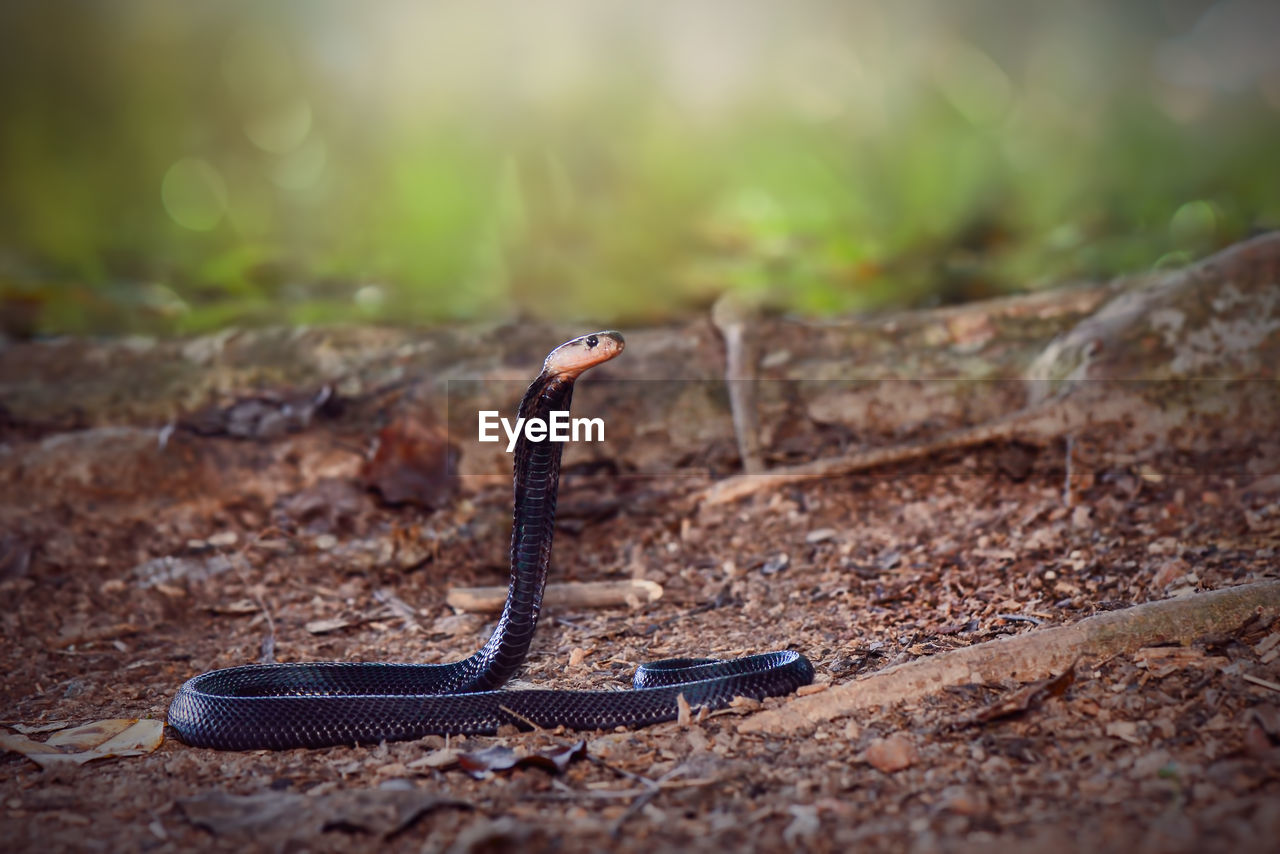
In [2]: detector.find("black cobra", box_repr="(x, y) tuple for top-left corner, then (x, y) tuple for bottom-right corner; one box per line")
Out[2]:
(168, 331), (813, 750)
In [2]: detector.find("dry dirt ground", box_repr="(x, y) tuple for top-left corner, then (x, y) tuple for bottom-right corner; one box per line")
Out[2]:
(2, 405), (1279, 852)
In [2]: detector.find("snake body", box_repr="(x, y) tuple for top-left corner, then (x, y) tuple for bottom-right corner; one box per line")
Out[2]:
(168, 331), (813, 750)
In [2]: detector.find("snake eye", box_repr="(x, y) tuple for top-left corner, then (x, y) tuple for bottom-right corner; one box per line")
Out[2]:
(585, 335), (598, 349)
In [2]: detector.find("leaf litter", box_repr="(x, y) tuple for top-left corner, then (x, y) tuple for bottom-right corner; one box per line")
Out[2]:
(3, 412), (1280, 852)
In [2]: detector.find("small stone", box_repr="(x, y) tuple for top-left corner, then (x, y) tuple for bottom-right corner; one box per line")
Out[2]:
(314, 534), (338, 551)
(1071, 505), (1092, 528)
(939, 785), (988, 816)
(207, 531), (239, 548)
(866, 733), (917, 773)
(805, 529), (836, 544)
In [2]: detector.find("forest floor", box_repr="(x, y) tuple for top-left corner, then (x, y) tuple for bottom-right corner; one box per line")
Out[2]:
(2, 410), (1278, 853)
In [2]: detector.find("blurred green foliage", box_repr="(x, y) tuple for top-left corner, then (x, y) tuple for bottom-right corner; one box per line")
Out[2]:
(1, 0), (1278, 336)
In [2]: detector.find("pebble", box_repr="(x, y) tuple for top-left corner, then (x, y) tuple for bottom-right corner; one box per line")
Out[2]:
(866, 733), (917, 773)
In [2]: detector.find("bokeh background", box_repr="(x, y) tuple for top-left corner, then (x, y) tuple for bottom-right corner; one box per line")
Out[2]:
(1, 0), (1278, 336)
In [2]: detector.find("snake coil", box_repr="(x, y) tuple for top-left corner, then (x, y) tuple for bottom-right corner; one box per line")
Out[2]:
(168, 331), (813, 749)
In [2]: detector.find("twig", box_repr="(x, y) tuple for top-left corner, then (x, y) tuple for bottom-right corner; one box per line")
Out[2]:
(51, 622), (141, 650)
(497, 705), (545, 732)
(448, 579), (662, 613)
(1063, 434), (1074, 507)
(228, 552), (276, 664)
(1242, 673), (1280, 693)
(711, 293), (765, 474)
(608, 765), (688, 838)
(698, 405), (1063, 505)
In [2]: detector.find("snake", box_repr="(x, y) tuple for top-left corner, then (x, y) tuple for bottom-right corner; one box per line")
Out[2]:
(168, 331), (813, 749)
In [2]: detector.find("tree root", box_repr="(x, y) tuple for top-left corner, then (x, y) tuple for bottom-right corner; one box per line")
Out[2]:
(739, 579), (1280, 734)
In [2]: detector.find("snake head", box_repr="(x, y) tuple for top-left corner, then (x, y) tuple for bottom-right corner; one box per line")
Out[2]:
(542, 331), (625, 379)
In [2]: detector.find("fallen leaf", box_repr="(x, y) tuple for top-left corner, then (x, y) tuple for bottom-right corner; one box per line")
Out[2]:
(10, 721), (71, 735)
(0, 719), (163, 768)
(957, 666), (1076, 726)
(408, 748), (461, 770)
(305, 617), (352, 635)
(362, 406), (459, 509)
(432, 613), (483, 638)
(1134, 646), (1227, 678)
(1151, 558), (1190, 589)
(519, 739), (587, 774)
(1105, 721), (1141, 743)
(178, 788), (468, 845)
(456, 740), (587, 779)
(457, 744), (520, 777)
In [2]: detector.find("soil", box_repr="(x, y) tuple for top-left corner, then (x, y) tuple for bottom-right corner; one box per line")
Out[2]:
(2, 409), (1278, 852)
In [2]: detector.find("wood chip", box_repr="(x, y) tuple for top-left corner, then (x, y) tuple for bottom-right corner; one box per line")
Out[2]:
(446, 579), (663, 613)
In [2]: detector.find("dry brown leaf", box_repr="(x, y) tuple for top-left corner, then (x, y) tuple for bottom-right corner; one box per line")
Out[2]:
(1134, 646), (1227, 678)
(455, 740), (587, 779)
(304, 616), (352, 635)
(956, 666), (1076, 727)
(0, 718), (163, 768)
(178, 789), (468, 842)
